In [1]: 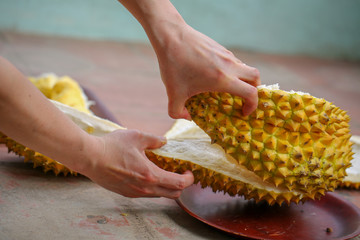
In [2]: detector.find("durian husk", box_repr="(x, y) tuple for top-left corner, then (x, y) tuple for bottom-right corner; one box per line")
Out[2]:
(183, 85), (353, 199)
(0, 74), (95, 175)
(147, 85), (354, 205)
(338, 135), (360, 189)
(146, 120), (312, 205)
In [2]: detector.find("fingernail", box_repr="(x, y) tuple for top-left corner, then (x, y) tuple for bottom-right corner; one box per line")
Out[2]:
(160, 136), (167, 145)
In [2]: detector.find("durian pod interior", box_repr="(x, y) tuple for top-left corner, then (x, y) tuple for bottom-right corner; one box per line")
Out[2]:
(147, 84), (354, 205)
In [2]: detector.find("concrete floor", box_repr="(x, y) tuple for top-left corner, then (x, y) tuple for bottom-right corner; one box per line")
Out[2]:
(0, 31), (359, 240)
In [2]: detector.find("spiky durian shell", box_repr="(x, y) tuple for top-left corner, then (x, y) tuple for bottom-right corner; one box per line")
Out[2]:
(146, 149), (323, 206)
(185, 86), (353, 195)
(339, 181), (360, 189)
(338, 136), (360, 189)
(0, 132), (76, 176)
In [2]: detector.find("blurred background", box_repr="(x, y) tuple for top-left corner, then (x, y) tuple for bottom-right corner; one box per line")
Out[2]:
(0, 0), (359, 60)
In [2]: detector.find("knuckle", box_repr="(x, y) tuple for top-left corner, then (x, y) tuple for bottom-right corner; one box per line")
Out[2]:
(247, 85), (258, 98)
(127, 129), (142, 139)
(214, 68), (228, 83)
(175, 179), (187, 190)
(168, 109), (180, 119)
(143, 171), (158, 184)
(249, 67), (260, 80)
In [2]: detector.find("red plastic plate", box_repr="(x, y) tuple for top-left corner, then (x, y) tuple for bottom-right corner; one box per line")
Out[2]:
(176, 184), (360, 240)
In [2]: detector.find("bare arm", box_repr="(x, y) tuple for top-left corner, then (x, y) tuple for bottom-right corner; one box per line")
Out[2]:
(118, 0), (260, 119)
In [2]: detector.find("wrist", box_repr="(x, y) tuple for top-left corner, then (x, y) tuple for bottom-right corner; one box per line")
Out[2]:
(65, 134), (103, 176)
(119, 0), (187, 56)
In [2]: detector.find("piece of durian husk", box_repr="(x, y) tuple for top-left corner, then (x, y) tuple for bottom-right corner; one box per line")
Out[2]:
(147, 84), (354, 205)
(338, 135), (360, 189)
(0, 74), (95, 175)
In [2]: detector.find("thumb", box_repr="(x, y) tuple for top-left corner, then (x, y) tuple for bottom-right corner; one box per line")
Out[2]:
(140, 132), (167, 150)
(167, 95), (191, 120)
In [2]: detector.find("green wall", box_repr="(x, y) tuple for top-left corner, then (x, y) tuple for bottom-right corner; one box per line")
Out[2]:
(0, 0), (359, 60)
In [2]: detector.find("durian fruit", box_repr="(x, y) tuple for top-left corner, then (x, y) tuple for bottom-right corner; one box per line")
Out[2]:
(147, 84), (354, 205)
(338, 136), (360, 189)
(0, 74), (94, 175)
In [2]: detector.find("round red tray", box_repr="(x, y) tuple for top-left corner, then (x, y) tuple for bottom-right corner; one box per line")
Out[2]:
(176, 184), (360, 240)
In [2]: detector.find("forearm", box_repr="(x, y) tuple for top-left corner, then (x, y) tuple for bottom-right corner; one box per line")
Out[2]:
(0, 57), (98, 172)
(117, 0), (186, 55)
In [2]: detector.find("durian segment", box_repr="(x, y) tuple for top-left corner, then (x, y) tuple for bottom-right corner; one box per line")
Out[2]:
(338, 136), (360, 189)
(185, 85), (353, 195)
(30, 73), (93, 114)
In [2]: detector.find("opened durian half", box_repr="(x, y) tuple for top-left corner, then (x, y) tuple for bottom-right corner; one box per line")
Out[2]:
(147, 84), (355, 205)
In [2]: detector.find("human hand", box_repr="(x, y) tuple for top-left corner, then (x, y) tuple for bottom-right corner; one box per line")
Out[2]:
(82, 129), (194, 199)
(155, 24), (261, 119)
(116, 0), (260, 119)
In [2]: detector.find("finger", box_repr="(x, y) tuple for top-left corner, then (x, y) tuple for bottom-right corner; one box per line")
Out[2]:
(144, 186), (184, 199)
(236, 63), (261, 87)
(156, 168), (194, 190)
(124, 177), (186, 199)
(168, 96), (192, 120)
(139, 132), (167, 150)
(221, 79), (258, 116)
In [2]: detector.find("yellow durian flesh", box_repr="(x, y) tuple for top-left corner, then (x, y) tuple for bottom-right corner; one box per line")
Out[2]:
(30, 73), (92, 113)
(184, 85), (353, 198)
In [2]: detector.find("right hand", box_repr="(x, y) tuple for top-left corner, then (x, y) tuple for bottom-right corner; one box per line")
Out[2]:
(154, 24), (261, 120)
